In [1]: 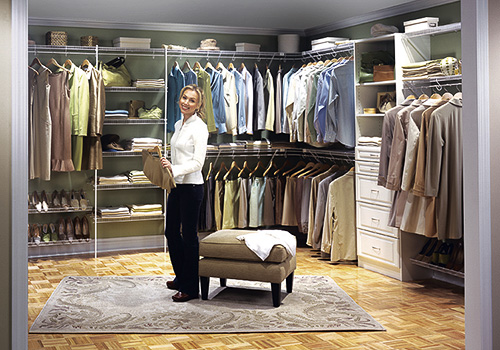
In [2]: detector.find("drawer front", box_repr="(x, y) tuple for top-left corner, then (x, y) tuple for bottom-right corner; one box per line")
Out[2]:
(356, 175), (393, 206)
(358, 229), (400, 267)
(356, 202), (398, 237)
(355, 161), (380, 176)
(355, 146), (381, 162)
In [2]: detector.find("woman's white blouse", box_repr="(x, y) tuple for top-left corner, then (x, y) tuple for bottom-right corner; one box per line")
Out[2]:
(170, 114), (209, 184)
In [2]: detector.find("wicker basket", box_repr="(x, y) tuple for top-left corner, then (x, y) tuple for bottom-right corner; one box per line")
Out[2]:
(45, 31), (68, 46)
(80, 36), (98, 47)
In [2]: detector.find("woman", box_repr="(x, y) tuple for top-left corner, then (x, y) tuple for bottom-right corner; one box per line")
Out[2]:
(161, 84), (209, 302)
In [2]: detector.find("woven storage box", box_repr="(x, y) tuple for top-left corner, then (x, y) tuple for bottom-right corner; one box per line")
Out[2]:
(80, 36), (98, 46)
(45, 31), (68, 46)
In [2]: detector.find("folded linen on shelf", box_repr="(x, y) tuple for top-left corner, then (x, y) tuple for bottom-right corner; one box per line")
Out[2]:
(128, 203), (163, 217)
(133, 79), (165, 88)
(127, 170), (151, 184)
(98, 175), (130, 185)
(358, 136), (382, 146)
(98, 206), (131, 218)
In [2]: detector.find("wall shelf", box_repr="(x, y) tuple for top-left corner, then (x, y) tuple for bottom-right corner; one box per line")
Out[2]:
(409, 258), (464, 279)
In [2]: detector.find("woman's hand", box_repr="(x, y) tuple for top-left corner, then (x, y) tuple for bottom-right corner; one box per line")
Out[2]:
(161, 157), (172, 171)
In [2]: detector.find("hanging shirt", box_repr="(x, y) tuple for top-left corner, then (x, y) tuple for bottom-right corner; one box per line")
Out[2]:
(65, 63), (89, 137)
(167, 65), (185, 133)
(218, 65), (238, 135)
(183, 68), (197, 86)
(230, 67), (247, 134)
(263, 68), (275, 131)
(314, 63), (339, 142)
(239, 66), (254, 134)
(253, 66), (266, 131)
(206, 67), (227, 134)
(194, 67), (216, 133)
(275, 68), (283, 133)
(326, 59), (355, 147)
(282, 67), (298, 134)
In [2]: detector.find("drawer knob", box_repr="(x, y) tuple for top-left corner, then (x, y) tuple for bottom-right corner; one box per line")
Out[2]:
(372, 246), (381, 253)
(371, 217), (380, 223)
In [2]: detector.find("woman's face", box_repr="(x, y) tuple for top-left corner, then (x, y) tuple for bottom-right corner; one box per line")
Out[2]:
(178, 89), (200, 119)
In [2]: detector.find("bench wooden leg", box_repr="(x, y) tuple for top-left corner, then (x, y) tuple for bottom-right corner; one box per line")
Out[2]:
(271, 282), (281, 307)
(200, 276), (209, 300)
(286, 271), (294, 293)
(220, 278), (227, 287)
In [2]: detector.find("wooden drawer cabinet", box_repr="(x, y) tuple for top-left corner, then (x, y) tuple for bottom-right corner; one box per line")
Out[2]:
(356, 174), (393, 206)
(356, 201), (398, 238)
(358, 229), (400, 268)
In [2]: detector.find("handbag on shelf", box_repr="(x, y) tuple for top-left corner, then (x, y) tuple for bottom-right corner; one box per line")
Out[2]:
(373, 65), (395, 82)
(359, 51), (395, 83)
(99, 57), (132, 87)
(128, 100), (145, 118)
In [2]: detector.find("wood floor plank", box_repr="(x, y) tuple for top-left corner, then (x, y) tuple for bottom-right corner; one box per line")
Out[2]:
(28, 247), (464, 349)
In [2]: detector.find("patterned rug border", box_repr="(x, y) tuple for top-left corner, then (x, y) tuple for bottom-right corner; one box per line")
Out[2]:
(30, 275), (385, 334)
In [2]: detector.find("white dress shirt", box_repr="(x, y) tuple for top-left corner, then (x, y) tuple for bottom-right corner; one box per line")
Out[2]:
(170, 113), (209, 184)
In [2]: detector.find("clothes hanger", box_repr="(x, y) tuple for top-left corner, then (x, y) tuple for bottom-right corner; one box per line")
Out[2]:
(47, 58), (70, 72)
(290, 161), (315, 177)
(406, 94), (416, 100)
(182, 60), (192, 71)
(282, 160), (306, 176)
(249, 161), (265, 177)
(223, 161), (242, 181)
(454, 91), (462, 99)
(193, 61), (202, 70)
(215, 161), (228, 181)
(63, 58), (73, 68)
(205, 161), (213, 181)
(430, 93), (441, 99)
(216, 61), (225, 70)
(228, 62), (235, 70)
(418, 93), (429, 101)
(441, 92), (454, 101)
(274, 159), (291, 176)
(173, 61), (179, 67)
(239, 62), (246, 71)
(238, 161), (251, 177)
(147, 145), (162, 158)
(305, 163), (333, 178)
(299, 162), (325, 178)
(205, 61), (214, 70)
(80, 59), (92, 69)
(263, 159), (278, 177)
(30, 57), (50, 72)
(28, 65), (39, 75)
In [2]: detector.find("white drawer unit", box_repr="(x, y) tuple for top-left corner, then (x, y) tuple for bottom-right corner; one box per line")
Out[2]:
(355, 160), (380, 176)
(355, 146), (381, 162)
(356, 174), (394, 206)
(358, 229), (400, 268)
(356, 201), (398, 238)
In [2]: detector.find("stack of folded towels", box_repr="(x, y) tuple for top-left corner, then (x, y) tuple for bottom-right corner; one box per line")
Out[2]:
(130, 137), (162, 152)
(98, 206), (131, 218)
(133, 79), (165, 88)
(105, 109), (129, 119)
(127, 170), (151, 184)
(128, 204), (163, 217)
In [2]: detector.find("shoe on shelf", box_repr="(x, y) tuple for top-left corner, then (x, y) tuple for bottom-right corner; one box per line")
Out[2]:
(32, 224), (41, 245)
(28, 194), (34, 210)
(28, 224), (32, 243)
(58, 218), (67, 241)
(452, 242), (464, 272)
(60, 190), (70, 210)
(32, 191), (42, 212)
(66, 217), (75, 241)
(79, 190), (89, 210)
(437, 242), (453, 267)
(421, 239), (439, 263)
(49, 222), (58, 242)
(70, 190), (80, 209)
(431, 240), (445, 265)
(74, 216), (82, 241)
(51, 190), (61, 208)
(172, 291), (198, 302)
(81, 216), (90, 241)
(415, 238), (433, 260)
(41, 223), (51, 242)
(40, 190), (49, 212)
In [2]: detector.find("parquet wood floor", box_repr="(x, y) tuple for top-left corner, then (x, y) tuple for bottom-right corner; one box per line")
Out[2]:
(28, 248), (465, 349)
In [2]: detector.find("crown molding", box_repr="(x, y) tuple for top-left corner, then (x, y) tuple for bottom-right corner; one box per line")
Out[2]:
(305, 0), (459, 37)
(28, 17), (304, 36)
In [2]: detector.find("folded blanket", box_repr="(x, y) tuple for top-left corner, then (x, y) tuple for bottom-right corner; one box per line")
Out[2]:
(236, 230), (297, 261)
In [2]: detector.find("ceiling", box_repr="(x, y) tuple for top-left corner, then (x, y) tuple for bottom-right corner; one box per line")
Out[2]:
(28, 0), (446, 35)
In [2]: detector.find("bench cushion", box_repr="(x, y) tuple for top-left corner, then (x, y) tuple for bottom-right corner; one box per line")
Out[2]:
(199, 229), (291, 263)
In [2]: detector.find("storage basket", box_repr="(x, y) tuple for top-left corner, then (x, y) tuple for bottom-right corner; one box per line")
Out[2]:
(80, 36), (98, 47)
(45, 31), (68, 46)
(373, 65), (394, 82)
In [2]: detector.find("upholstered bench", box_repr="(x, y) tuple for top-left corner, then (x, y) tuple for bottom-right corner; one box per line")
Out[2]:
(199, 229), (296, 307)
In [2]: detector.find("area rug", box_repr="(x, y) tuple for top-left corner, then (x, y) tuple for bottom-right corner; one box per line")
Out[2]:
(30, 275), (385, 333)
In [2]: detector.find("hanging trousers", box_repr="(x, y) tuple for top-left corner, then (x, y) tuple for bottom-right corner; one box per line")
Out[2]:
(165, 184), (204, 296)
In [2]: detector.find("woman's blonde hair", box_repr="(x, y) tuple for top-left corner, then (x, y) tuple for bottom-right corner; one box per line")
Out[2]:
(179, 84), (205, 119)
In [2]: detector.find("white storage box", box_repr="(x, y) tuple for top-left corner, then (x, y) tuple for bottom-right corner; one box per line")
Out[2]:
(403, 17), (439, 33)
(235, 43), (261, 52)
(311, 37), (349, 50)
(113, 37), (151, 49)
(278, 34), (300, 53)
